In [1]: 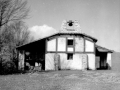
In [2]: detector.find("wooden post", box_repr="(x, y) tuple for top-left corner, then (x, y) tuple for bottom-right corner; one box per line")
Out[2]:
(54, 54), (60, 70)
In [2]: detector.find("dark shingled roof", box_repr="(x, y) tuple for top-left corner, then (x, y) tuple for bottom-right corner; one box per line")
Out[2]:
(96, 45), (114, 53)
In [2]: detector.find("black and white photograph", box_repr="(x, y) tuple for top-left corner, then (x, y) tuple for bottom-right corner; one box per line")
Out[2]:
(0, 0), (120, 90)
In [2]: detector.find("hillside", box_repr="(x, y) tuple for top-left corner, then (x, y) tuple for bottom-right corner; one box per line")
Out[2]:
(112, 52), (120, 71)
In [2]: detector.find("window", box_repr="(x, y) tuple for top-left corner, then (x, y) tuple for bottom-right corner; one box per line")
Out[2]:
(67, 20), (74, 26)
(67, 39), (73, 46)
(67, 53), (73, 60)
(68, 22), (73, 26)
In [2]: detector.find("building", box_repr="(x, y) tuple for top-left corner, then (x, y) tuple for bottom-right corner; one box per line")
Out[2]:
(17, 20), (113, 71)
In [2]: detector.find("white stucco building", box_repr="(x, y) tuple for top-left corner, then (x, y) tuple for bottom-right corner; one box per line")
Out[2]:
(17, 20), (113, 71)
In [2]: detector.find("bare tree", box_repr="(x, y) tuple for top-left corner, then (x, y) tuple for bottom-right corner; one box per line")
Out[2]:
(0, 0), (30, 49)
(0, 0), (29, 29)
(0, 0), (30, 74)
(10, 21), (30, 45)
(0, 21), (31, 73)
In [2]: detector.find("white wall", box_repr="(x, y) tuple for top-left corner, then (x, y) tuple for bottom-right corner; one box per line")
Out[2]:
(68, 37), (74, 39)
(45, 53), (96, 70)
(107, 53), (112, 67)
(87, 54), (96, 70)
(45, 35), (96, 70)
(47, 39), (56, 51)
(58, 53), (86, 70)
(67, 47), (74, 52)
(71, 54), (83, 70)
(57, 37), (66, 51)
(75, 37), (84, 52)
(58, 53), (69, 69)
(45, 53), (55, 70)
(85, 40), (94, 52)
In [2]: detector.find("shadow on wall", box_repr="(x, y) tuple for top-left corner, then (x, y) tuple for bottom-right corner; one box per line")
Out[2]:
(97, 63), (111, 70)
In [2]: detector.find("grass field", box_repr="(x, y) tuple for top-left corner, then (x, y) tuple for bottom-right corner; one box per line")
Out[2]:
(0, 70), (120, 90)
(0, 52), (120, 90)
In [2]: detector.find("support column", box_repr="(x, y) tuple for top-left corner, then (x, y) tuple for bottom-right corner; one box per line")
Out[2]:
(107, 53), (112, 69)
(18, 51), (25, 71)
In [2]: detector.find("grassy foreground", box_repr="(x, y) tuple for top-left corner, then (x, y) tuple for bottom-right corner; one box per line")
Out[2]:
(0, 70), (120, 90)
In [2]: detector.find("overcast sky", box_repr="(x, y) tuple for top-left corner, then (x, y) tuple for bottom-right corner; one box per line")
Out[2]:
(25, 0), (120, 52)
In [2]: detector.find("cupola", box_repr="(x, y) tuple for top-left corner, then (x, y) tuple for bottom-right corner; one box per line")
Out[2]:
(61, 20), (81, 33)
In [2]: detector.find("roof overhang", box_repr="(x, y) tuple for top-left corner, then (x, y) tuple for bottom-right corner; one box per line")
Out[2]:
(96, 45), (114, 53)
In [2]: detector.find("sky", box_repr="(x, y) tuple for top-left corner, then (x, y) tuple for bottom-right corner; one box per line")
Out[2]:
(25, 0), (120, 52)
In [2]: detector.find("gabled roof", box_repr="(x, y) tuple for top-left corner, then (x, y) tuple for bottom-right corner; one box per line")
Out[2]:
(16, 32), (97, 49)
(96, 45), (114, 53)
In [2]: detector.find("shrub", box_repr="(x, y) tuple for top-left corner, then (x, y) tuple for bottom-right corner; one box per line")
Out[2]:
(1, 61), (17, 74)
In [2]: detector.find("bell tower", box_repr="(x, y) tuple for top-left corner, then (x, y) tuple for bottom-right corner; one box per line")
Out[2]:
(61, 20), (81, 33)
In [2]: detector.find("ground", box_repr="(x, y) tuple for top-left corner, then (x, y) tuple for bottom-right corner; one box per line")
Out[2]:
(0, 70), (120, 90)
